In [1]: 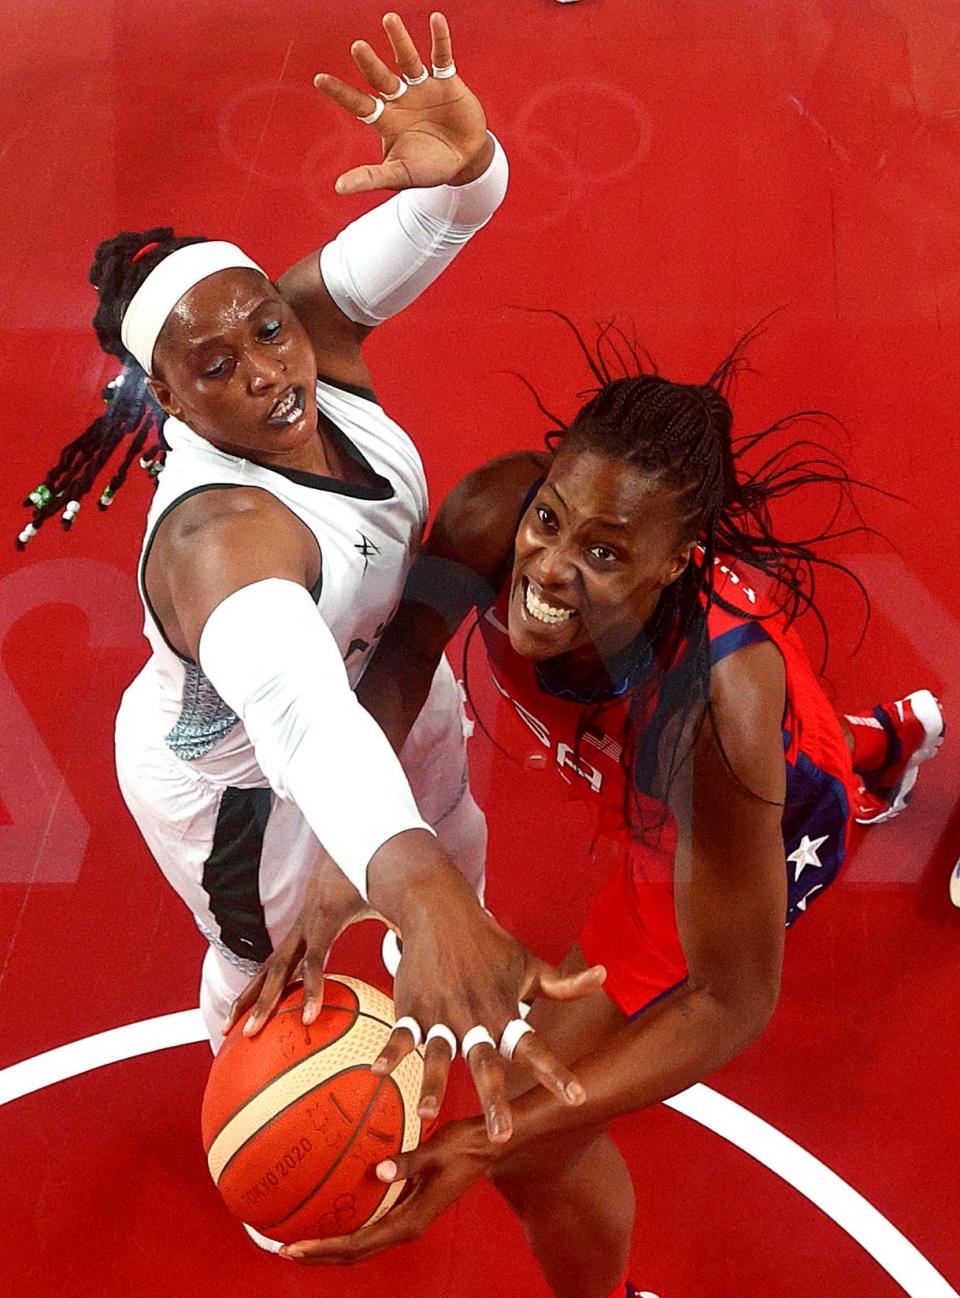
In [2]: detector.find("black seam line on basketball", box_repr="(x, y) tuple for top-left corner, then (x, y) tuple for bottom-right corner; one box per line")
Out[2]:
(260, 1067), (402, 1231)
(212, 1002), (361, 1139)
(329, 1093), (352, 1123)
(217, 1059), (396, 1194)
(272, 1002), (395, 1032)
(211, 1006), (397, 1157)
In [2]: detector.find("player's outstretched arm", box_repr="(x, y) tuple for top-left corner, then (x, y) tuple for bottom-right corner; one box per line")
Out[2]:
(225, 836), (605, 1141)
(314, 11), (490, 197)
(488, 641), (789, 1143)
(223, 451), (603, 1139)
(277, 12), (505, 387)
(279, 643), (789, 1265)
(158, 486), (598, 1138)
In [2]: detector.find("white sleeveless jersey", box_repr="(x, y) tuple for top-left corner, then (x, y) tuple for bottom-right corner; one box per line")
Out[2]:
(126, 376), (428, 787)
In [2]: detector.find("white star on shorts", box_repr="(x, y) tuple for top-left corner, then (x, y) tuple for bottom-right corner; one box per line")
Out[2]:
(788, 833), (829, 882)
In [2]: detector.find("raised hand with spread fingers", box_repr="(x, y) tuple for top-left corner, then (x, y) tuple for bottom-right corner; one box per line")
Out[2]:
(314, 12), (492, 195)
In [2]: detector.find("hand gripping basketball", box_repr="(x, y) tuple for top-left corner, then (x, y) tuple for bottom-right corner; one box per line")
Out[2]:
(369, 893), (603, 1142)
(224, 847), (371, 1039)
(279, 1117), (493, 1265)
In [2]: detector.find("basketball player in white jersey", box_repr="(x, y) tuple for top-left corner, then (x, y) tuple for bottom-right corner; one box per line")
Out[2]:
(19, 13), (602, 1146)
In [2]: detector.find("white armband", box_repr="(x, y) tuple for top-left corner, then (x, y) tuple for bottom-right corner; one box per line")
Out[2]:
(198, 578), (433, 899)
(319, 132), (509, 327)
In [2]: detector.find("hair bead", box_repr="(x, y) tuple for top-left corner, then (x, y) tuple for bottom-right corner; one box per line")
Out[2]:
(17, 227), (206, 547)
(102, 373), (126, 404)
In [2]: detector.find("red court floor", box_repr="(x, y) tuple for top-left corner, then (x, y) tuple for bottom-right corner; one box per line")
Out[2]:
(1, 1), (959, 1295)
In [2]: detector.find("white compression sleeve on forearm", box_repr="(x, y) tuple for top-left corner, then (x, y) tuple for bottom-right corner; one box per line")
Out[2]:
(319, 132), (509, 327)
(198, 578), (433, 899)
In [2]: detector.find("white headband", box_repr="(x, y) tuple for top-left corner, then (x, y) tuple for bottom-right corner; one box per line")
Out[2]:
(119, 240), (266, 375)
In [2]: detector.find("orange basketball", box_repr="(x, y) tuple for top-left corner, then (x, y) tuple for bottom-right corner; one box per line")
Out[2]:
(201, 975), (423, 1244)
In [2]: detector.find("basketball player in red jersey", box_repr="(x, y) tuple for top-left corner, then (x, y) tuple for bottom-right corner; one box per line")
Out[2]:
(238, 331), (943, 1293)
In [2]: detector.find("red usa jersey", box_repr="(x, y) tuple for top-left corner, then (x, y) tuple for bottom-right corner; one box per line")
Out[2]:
(477, 556), (859, 989)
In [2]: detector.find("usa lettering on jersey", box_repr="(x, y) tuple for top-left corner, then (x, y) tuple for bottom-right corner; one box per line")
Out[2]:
(490, 672), (607, 794)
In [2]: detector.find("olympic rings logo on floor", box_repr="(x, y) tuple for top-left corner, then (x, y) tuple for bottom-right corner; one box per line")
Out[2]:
(214, 77), (654, 234)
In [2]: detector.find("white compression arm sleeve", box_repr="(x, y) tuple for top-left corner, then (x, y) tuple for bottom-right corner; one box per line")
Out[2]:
(319, 132), (508, 327)
(198, 578), (433, 899)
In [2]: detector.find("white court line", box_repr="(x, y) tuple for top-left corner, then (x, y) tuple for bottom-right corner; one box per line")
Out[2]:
(0, 1016), (956, 1298)
(0, 1010), (206, 1107)
(666, 1085), (958, 1298)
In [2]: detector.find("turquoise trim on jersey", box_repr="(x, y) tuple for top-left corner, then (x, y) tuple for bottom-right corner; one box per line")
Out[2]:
(166, 661), (239, 760)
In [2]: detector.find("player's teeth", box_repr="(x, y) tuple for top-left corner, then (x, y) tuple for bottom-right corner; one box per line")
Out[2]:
(524, 582), (574, 624)
(273, 390), (297, 419)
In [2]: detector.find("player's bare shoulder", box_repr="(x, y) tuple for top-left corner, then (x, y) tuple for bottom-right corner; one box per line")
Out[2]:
(150, 485), (310, 581)
(157, 484), (289, 544)
(428, 450), (551, 582)
(146, 486), (319, 658)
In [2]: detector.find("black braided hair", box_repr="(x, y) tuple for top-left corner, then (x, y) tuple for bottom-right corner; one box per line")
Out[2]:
(473, 314), (892, 825)
(17, 227), (207, 548)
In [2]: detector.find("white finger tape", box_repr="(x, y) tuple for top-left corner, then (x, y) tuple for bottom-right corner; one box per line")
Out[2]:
(499, 1018), (534, 1061)
(357, 96), (386, 125)
(432, 63), (457, 79)
(425, 1023), (457, 1057)
(460, 1025), (496, 1058)
(381, 929), (402, 978)
(393, 1016), (423, 1049)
